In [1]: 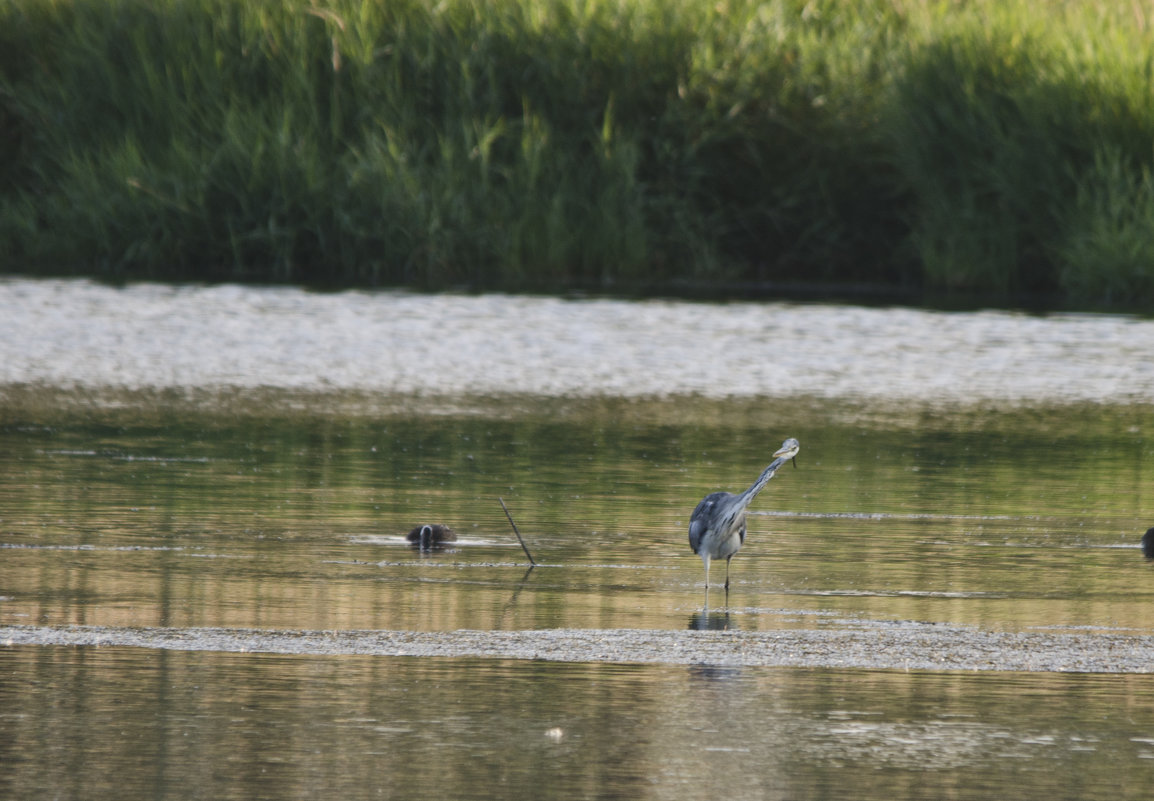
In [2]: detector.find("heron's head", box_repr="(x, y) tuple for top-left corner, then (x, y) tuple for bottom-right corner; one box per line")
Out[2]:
(774, 438), (800, 464)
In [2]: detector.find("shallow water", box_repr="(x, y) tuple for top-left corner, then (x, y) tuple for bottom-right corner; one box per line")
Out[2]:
(2, 401), (1152, 634)
(3, 278), (1154, 799)
(4, 647), (1154, 801)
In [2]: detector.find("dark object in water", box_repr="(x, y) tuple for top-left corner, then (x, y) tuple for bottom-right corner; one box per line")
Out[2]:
(1143, 528), (1154, 559)
(407, 524), (457, 550)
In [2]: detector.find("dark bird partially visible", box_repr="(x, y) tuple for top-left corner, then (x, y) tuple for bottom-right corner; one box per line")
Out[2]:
(407, 524), (457, 551)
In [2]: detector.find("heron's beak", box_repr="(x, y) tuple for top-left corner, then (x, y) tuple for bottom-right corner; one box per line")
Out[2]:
(772, 443), (800, 464)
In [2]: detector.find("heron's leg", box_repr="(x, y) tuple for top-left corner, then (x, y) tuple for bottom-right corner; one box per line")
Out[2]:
(702, 554), (711, 607)
(724, 555), (733, 590)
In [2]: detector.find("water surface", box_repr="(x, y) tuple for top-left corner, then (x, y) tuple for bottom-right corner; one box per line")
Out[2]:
(4, 646), (1154, 801)
(2, 401), (1152, 634)
(3, 278), (1154, 800)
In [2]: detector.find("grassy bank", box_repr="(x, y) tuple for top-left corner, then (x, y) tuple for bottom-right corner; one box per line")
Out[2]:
(1, 0), (1153, 305)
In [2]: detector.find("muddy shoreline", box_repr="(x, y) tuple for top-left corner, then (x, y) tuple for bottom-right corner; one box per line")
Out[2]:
(4, 622), (1152, 674)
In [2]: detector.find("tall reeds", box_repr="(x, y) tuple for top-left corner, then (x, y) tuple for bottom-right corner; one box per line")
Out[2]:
(885, 2), (1154, 302)
(2, 0), (1153, 305)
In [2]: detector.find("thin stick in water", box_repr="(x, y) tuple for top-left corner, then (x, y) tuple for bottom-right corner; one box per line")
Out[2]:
(499, 497), (537, 567)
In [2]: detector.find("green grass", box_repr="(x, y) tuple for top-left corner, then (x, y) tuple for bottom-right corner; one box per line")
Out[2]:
(2, 0), (1154, 306)
(884, 2), (1154, 302)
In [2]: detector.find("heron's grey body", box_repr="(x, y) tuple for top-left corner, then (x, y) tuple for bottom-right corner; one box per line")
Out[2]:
(689, 438), (800, 600)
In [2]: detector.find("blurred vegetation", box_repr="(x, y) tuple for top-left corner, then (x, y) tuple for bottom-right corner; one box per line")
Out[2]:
(2, 0), (1153, 306)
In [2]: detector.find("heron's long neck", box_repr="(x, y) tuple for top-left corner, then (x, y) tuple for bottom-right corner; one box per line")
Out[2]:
(735, 455), (789, 509)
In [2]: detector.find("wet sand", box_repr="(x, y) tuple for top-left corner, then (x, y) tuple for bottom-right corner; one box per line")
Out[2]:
(4, 621), (1153, 673)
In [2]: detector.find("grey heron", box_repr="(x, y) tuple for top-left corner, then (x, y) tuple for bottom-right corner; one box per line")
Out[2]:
(1143, 527), (1154, 559)
(407, 524), (457, 550)
(688, 437), (800, 602)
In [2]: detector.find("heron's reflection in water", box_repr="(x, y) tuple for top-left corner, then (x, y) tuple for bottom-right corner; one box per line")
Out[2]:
(687, 612), (743, 682)
(688, 610), (735, 631)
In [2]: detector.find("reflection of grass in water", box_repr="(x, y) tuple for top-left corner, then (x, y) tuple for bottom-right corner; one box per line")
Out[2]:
(3, 388), (1150, 549)
(4, 0), (1154, 304)
(2, 391), (1153, 633)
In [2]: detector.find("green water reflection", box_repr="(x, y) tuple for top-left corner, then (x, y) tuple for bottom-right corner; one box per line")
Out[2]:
(3, 392), (1154, 800)
(3, 644), (1154, 801)
(2, 393), (1152, 634)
